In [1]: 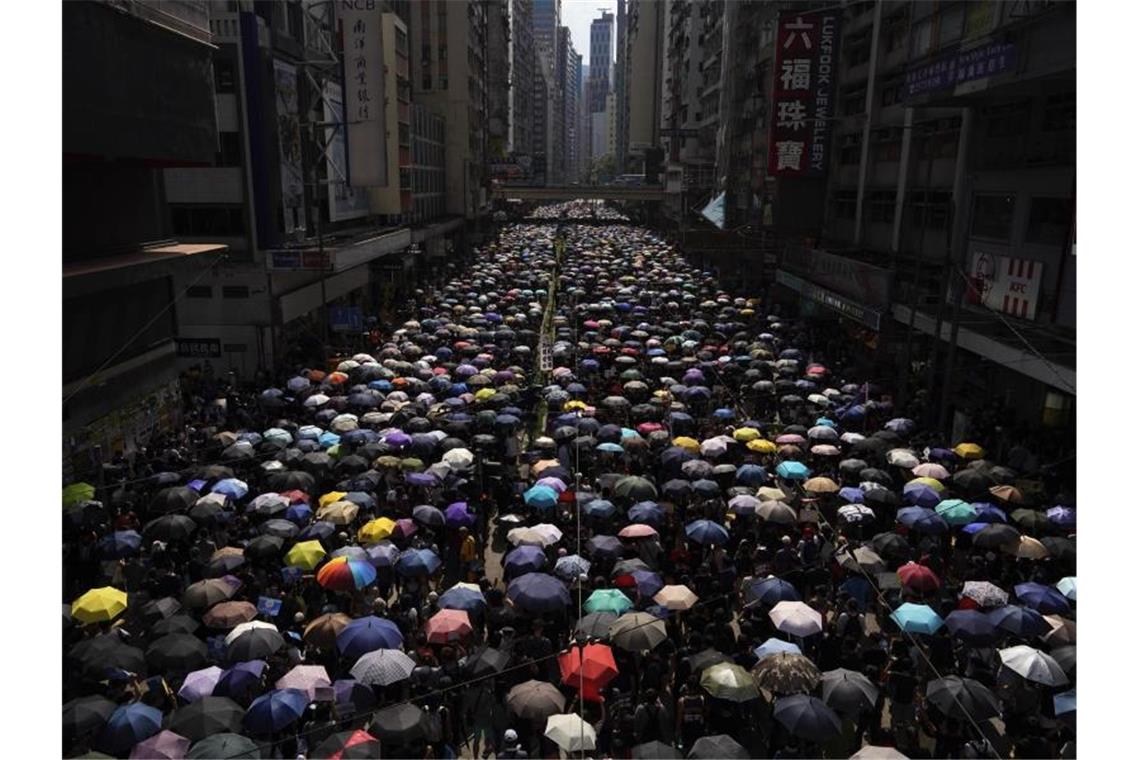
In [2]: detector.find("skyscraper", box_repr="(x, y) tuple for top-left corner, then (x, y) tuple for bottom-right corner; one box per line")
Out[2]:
(533, 0), (559, 57)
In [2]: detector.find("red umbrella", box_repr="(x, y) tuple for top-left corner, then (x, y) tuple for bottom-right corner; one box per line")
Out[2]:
(897, 562), (941, 593)
(424, 609), (472, 644)
(559, 643), (619, 702)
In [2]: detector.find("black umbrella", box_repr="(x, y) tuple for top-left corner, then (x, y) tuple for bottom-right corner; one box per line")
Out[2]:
(196, 465), (236, 481)
(267, 470), (316, 492)
(1050, 645), (1076, 675)
(688, 734), (749, 760)
(951, 468), (996, 498)
(1040, 536), (1076, 562)
(633, 741), (683, 759)
(614, 476), (657, 501)
(466, 646), (511, 677)
(687, 648), (730, 674)
(862, 489), (900, 510)
(859, 468), (893, 486)
(370, 703), (430, 743)
(870, 532), (911, 560)
(151, 614), (201, 637)
(139, 596), (182, 625)
(143, 514), (198, 542)
(925, 676), (1001, 721)
(151, 486), (198, 514)
(973, 523), (1021, 549)
(63, 695), (117, 744)
(69, 633), (146, 677)
(820, 668), (879, 715)
(146, 633), (209, 673)
(245, 535), (285, 560)
(772, 694), (842, 740)
(227, 626), (285, 663)
(575, 612), (618, 639)
(313, 730), (382, 759)
(168, 697), (246, 743)
(183, 578), (237, 610)
(186, 733), (261, 759)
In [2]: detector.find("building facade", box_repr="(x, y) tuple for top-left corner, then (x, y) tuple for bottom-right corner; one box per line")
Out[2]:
(625, 0), (664, 176)
(509, 0), (535, 165)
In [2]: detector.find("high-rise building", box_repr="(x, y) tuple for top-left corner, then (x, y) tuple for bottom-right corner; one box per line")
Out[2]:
(487, 0), (512, 165)
(509, 0), (535, 164)
(409, 0), (491, 218)
(532, 48), (555, 186)
(567, 47), (582, 183)
(614, 0), (629, 172)
(533, 0), (560, 57)
(625, 0), (664, 175)
(555, 26), (579, 185)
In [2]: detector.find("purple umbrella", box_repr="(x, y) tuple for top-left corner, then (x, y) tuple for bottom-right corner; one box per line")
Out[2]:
(333, 679), (377, 717)
(1014, 583), (1073, 615)
(630, 569), (665, 598)
(405, 472), (440, 487)
(504, 545), (547, 577)
(337, 616), (404, 660)
(385, 431), (412, 449)
(129, 730), (191, 760)
(213, 659), (267, 699)
(178, 666), (223, 702)
(536, 476), (568, 493)
(903, 483), (942, 508)
(1046, 505), (1076, 529)
(507, 572), (572, 613)
(445, 502), (476, 528)
(366, 542), (400, 567)
(587, 535), (623, 560)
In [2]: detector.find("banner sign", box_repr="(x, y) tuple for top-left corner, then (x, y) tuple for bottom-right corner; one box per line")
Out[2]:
(338, 0), (387, 187)
(905, 42), (1016, 99)
(257, 596), (283, 617)
(324, 81), (372, 221)
(273, 60), (305, 234)
(776, 270), (882, 330)
(968, 252), (1042, 320)
(175, 338), (221, 358)
(768, 10), (842, 177)
(268, 249), (334, 271)
(781, 245), (891, 308)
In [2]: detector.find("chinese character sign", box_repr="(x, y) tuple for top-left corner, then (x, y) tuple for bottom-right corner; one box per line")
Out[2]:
(274, 60), (305, 234)
(337, 1), (387, 187)
(768, 10), (842, 177)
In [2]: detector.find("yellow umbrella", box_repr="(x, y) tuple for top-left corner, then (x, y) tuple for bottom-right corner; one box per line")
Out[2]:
(732, 427), (760, 443)
(319, 491), (347, 509)
(358, 517), (396, 544)
(285, 540), (327, 571)
(909, 477), (946, 492)
(374, 456), (401, 470)
(565, 400), (588, 411)
(317, 501), (360, 526)
(63, 482), (96, 508)
(803, 477), (840, 494)
(954, 442), (985, 460)
(757, 486), (788, 501)
(72, 586), (128, 624)
(475, 388), (496, 402)
(673, 436), (700, 454)
(747, 439), (778, 454)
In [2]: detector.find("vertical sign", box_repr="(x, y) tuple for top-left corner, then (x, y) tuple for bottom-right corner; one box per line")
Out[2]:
(768, 10), (842, 177)
(324, 81), (372, 221)
(274, 60), (305, 233)
(338, 0), (388, 187)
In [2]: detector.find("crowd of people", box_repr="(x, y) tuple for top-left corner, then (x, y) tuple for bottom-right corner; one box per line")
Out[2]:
(64, 207), (1076, 760)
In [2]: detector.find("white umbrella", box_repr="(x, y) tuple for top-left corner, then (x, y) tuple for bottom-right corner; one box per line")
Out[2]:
(769, 601), (823, 637)
(653, 584), (698, 611)
(886, 449), (920, 469)
(544, 713), (596, 752)
(224, 620), (278, 646)
(998, 645), (1069, 687)
(303, 394), (330, 408)
(350, 649), (417, 686)
(850, 747), (910, 760)
(728, 494), (762, 514)
(330, 414), (359, 433)
(840, 432), (866, 444)
(442, 448), (475, 468)
(699, 436), (731, 457)
(507, 527), (546, 547)
(837, 504), (876, 523)
(530, 523), (564, 546)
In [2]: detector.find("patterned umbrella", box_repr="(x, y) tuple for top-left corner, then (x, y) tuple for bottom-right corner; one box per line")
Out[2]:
(350, 649), (416, 686)
(317, 557), (377, 591)
(752, 652), (821, 695)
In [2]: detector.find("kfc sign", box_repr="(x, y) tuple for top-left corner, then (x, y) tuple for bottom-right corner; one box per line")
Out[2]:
(968, 252), (1043, 320)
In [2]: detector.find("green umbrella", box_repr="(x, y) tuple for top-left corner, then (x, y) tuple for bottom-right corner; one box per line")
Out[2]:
(583, 589), (633, 615)
(63, 482), (96, 508)
(935, 499), (978, 526)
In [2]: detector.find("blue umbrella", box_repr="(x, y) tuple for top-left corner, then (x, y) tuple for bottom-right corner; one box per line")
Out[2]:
(838, 487), (864, 504)
(736, 464), (767, 487)
(945, 610), (1000, 644)
(628, 501), (663, 525)
(299, 521), (336, 541)
(630, 569), (665, 598)
(553, 554), (592, 581)
(896, 507), (950, 534)
(972, 502), (1008, 523)
(685, 519), (729, 545)
(524, 485), (558, 510)
(1046, 505), (1076, 529)
(405, 472), (439, 487)
(438, 585), (486, 613)
(286, 377), (311, 394)
(284, 503), (313, 524)
(318, 431), (341, 449)
(692, 479), (721, 497)
(504, 546), (547, 577)
(99, 702), (163, 754)
(396, 548), (441, 577)
(212, 479), (249, 500)
(1054, 689), (1076, 716)
(903, 483), (942, 508)
(890, 603), (944, 634)
(597, 442), (624, 454)
(337, 617), (404, 659)
(213, 660), (267, 698)
(960, 522), (989, 535)
(776, 461), (810, 481)
(746, 577), (801, 606)
(507, 572), (571, 613)
(333, 679), (377, 717)
(987, 605), (1049, 638)
(754, 638), (802, 661)
(98, 530), (142, 559)
(344, 491), (377, 510)
(583, 499), (618, 519)
(1014, 582), (1072, 615)
(838, 576), (873, 609)
(365, 542), (399, 567)
(243, 688), (309, 734)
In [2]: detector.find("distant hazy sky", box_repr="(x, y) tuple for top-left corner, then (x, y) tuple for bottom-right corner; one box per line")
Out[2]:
(561, 0), (618, 61)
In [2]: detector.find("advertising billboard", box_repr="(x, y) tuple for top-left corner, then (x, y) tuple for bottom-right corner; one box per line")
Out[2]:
(337, 0), (388, 187)
(273, 59), (305, 234)
(324, 81), (372, 221)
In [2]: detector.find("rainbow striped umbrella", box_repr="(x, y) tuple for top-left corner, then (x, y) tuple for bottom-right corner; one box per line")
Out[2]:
(317, 556), (376, 592)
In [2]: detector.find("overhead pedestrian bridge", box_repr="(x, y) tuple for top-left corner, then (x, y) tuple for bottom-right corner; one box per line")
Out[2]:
(490, 185), (667, 202)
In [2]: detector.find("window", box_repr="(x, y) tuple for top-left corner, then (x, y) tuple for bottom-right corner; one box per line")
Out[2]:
(171, 206), (245, 237)
(218, 132), (242, 167)
(910, 18), (933, 58)
(187, 286), (213, 299)
(971, 194), (1016, 240)
(884, 12), (908, 52)
(880, 77), (903, 108)
(985, 101), (1031, 137)
(839, 134), (862, 164)
(843, 87), (866, 116)
(215, 59), (236, 93)
(222, 286), (250, 299)
(868, 190), (895, 224)
(831, 190), (857, 220)
(911, 190), (951, 230)
(938, 2), (965, 47)
(1043, 92), (1076, 132)
(1025, 197), (1072, 246)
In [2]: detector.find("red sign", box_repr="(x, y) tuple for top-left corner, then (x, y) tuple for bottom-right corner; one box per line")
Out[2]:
(967, 252), (1042, 320)
(768, 10), (842, 177)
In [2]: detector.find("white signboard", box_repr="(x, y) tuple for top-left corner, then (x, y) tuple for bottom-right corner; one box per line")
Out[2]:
(968, 252), (1042, 320)
(273, 60), (305, 233)
(323, 81), (372, 221)
(539, 343), (554, 372)
(338, 0), (387, 187)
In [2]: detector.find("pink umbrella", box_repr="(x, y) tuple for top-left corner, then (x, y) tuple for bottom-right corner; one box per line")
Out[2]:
(129, 730), (190, 760)
(776, 434), (806, 445)
(425, 609), (473, 644)
(618, 524), (658, 539)
(912, 463), (951, 480)
(275, 664), (331, 700)
(392, 518), (418, 538)
(637, 422), (664, 435)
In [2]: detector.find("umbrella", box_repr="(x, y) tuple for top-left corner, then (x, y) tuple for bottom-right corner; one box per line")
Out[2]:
(688, 734), (750, 760)
(504, 545), (548, 577)
(820, 668), (879, 715)
(973, 523), (1021, 548)
(961, 581), (1009, 608)
(609, 611), (668, 652)
(890, 603), (944, 634)
(69, 633), (146, 678)
(684, 519), (730, 545)
(369, 705), (430, 746)
(64, 695), (117, 743)
(285, 540), (326, 571)
(653, 584), (698, 611)
(438, 584), (487, 613)
(850, 747), (910, 760)
(1056, 576), (1076, 601)
(999, 645), (1069, 686)
(1015, 582), (1072, 614)
(554, 554), (593, 580)
(753, 638), (803, 661)
(757, 500), (798, 524)
(575, 611), (619, 639)
(395, 548), (442, 577)
(303, 613), (352, 650)
(226, 623), (284, 663)
(425, 609), (473, 643)
(559, 642), (619, 698)
(508, 572), (571, 613)
(614, 475), (658, 501)
(545, 713), (596, 752)
(275, 665), (331, 700)
(186, 732), (261, 759)
(146, 633), (209, 673)
(633, 741), (683, 759)
(350, 649), (417, 686)
(945, 610), (1000, 645)
(752, 652), (821, 694)
(772, 694), (841, 740)
(775, 461), (810, 480)
(466, 646), (511, 678)
(925, 676), (1001, 721)
(585, 588), (634, 615)
(700, 661), (761, 702)
(72, 586), (128, 624)
(840, 546), (886, 575)
(337, 616), (404, 659)
(311, 729), (381, 760)
(897, 562), (941, 592)
(183, 578), (238, 610)
(167, 697), (245, 743)
(244, 688), (310, 735)
(317, 556), (377, 591)
(332, 679), (377, 718)
(746, 576), (801, 606)
(507, 679), (566, 720)
(989, 605), (1049, 638)
(129, 731), (191, 760)
(769, 601), (823, 637)
(99, 703), (163, 755)
(98, 530), (143, 559)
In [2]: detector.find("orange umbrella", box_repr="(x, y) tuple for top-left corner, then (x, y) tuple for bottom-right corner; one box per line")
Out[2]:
(424, 609), (473, 644)
(303, 612), (352, 650)
(307, 369), (327, 382)
(559, 643), (618, 702)
(326, 371), (349, 385)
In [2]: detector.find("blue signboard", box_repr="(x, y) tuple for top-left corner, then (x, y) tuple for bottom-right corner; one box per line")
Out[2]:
(257, 596), (283, 618)
(329, 306), (364, 333)
(905, 42), (1016, 99)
